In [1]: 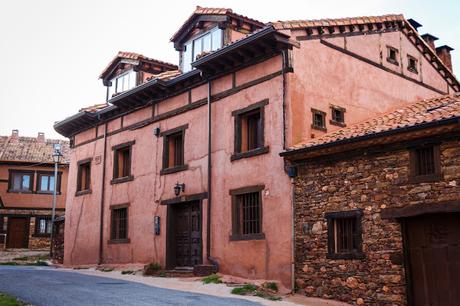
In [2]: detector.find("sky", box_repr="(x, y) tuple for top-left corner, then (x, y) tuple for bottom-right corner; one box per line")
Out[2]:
(1, 0), (459, 140)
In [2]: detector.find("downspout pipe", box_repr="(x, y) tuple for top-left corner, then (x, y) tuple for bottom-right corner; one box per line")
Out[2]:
(206, 79), (219, 272)
(98, 122), (108, 265)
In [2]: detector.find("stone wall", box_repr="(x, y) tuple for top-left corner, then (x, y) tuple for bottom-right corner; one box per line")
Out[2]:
(293, 140), (460, 305)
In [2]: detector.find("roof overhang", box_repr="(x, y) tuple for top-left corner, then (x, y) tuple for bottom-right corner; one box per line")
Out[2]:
(281, 117), (460, 162)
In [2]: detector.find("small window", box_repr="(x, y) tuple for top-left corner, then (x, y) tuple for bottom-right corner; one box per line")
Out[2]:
(113, 144), (132, 180)
(326, 210), (364, 259)
(330, 105), (346, 127)
(9, 171), (33, 192)
(407, 55), (418, 73)
(110, 206), (128, 242)
(232, 100), (268, 161)
(37, 172), (61, 193)
(311, 109), (326, 131)
(35, 217), (52, 236)
(230, 186), (265, 241)
(410, 145), (441, 182)
(76, 159), (91, 194)
(113, 70), (137, 95)
(387, 46), (399, 65)
(182, 27), (223, 73)
(165, 132), (184, 168)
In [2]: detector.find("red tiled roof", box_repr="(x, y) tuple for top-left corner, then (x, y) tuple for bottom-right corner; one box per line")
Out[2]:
(79, 103), (109, 113)
(145, 69), (182, 82)
(0, 135), (70, 164)
(272, 14), (404, 30)
(170, 6), (265, 42)
(99, 51), (177, 79)
(289, 94), (460, 151)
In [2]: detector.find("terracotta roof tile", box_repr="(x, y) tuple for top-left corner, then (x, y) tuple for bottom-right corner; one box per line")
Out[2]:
(145, 69), (182, 82)
(0, 135), (70, 164)
(99, 51), (177, 79)
(79, 103), (109, 113)
(289, 94), (460, 151)
(272, 14), (404, 30)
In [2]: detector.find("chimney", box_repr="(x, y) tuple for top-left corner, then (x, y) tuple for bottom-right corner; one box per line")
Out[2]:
(421, 33), (439, 50)
(11, 129), (19, 141)
(436, 45), (454, 72)
(37, 132), (45, 143)
(407, 18), (422, 32)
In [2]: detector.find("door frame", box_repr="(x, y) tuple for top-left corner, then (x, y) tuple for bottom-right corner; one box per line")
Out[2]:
(6, 216), (30, 249)
(165, 200), (203, 269)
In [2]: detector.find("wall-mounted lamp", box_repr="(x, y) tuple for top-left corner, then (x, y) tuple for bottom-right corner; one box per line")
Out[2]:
(153, 127), (161, 137)
(174, 182), (185, 196)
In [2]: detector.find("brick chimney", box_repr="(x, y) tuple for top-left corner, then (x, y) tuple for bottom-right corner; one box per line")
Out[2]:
(421, 33), (439, 50)
(37, 132), (45, 143)
(436, 45), (454, 72)
(11, 129), (19, 141)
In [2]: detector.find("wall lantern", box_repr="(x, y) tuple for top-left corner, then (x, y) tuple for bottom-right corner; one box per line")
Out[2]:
(174, 182), (185, 196)
(154, 216), (160, 235)
(153, 127), (161, 137)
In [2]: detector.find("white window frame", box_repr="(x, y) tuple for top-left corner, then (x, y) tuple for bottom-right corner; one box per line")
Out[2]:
(182, 27), (223, 73)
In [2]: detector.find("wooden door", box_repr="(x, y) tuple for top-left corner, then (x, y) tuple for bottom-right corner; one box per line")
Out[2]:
(404, 213), (460, 306)
(173, 202), (202, 267)
(7, 217), (30, 248)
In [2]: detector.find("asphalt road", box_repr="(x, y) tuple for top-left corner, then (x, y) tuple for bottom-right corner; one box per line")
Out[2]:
(0, 266), (261, 306)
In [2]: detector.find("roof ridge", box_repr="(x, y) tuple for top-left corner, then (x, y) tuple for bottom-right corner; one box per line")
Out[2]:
(272, 13), (404, 26)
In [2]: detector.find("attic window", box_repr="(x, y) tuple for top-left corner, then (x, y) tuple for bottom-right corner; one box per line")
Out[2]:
(387, 46), (399, 66)
(182, 27), (223, 73)
(108, 70), (137, 98)
(407, 55), (418, 73)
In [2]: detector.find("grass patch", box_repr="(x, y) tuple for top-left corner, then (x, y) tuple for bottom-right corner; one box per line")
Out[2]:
(202, 274), (222, 284)
(264, 281), (278, 292)
(12, 256), (30, 261)
(99, 268), (114, 272)
(231, 284), (257, 295)
(0, 262), (18, 266)
(0, 293), (28, 306)
(143, 262), (161, 276)
(32, 260), (48, 266)
(121, 270), (135, 275)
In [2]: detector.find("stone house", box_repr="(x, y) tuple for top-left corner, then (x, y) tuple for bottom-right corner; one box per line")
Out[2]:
(54, 6), (457, 289)
(282, 94), (460, 305)
(0, 130), (69, 249)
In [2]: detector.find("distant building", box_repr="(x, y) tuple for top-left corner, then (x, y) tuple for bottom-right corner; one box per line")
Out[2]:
(54, 6), (457, 292)
(0, 130), (69, 249)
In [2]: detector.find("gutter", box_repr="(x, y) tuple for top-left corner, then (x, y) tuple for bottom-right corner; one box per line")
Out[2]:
(98, 122), (108, 265)
(280, 116), (460, 158)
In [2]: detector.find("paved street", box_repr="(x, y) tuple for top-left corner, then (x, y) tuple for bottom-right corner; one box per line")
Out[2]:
(0, 266), (261, 306)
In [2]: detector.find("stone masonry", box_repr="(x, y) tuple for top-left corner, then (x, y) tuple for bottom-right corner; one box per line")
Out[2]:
(293, 139), (460, 305)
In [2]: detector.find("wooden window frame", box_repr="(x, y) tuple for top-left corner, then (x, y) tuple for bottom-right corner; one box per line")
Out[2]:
(160, 124), (188, 175)
(36, 171), (62, 195)
(386, 46), (399, 66)
(109, 204), (130, 244)
(229, 185), (265, 241)
(311, 108), (327, 131)
(76, 158), (91, 196)
(409, 145), (442, 183)
(326, 209), (364, 260)
(34, 216), (52, 237)
(8, 170), (34, 193)
(231, 99), (269, 161)
(111, 141), (135, 184)
(407, 55), (418, 74)
(330, 105), (346, 127)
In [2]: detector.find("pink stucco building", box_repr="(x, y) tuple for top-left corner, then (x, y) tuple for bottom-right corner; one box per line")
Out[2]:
(54, 7), (457, 289)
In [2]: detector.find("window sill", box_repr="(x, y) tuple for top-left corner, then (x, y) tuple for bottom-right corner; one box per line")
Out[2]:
(108, 238), (130, 244)
(409, 174), (442, 184)
(110, 175), (134, 185)
(327, 252), (365, 260)
(36, 191), (62, 195)
(160, 164), (188, 175)
(7, 190), (33, 194)
(32, 234), (51, 238)
(386, 58), (399, 66)
(231, 146), (269, 161)
(407, 67), (418, 74)
(311, 125), (327, 132)
(229, 233), (265, 241)
(75, 189), (92, 197)
(329, 120), (346, 128)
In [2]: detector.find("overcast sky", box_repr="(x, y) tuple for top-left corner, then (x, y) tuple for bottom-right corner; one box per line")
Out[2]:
(1, 0), (458, 140)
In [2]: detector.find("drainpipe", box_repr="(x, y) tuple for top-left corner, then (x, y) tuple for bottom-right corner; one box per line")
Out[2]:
(206, 79), (219, 271)
(98, 122), (108, 265)
(281, 50), (287, 150)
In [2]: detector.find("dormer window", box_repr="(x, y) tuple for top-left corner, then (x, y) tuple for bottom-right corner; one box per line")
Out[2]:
(108, 70), (137, 98)
(182, 27), (223, 73)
